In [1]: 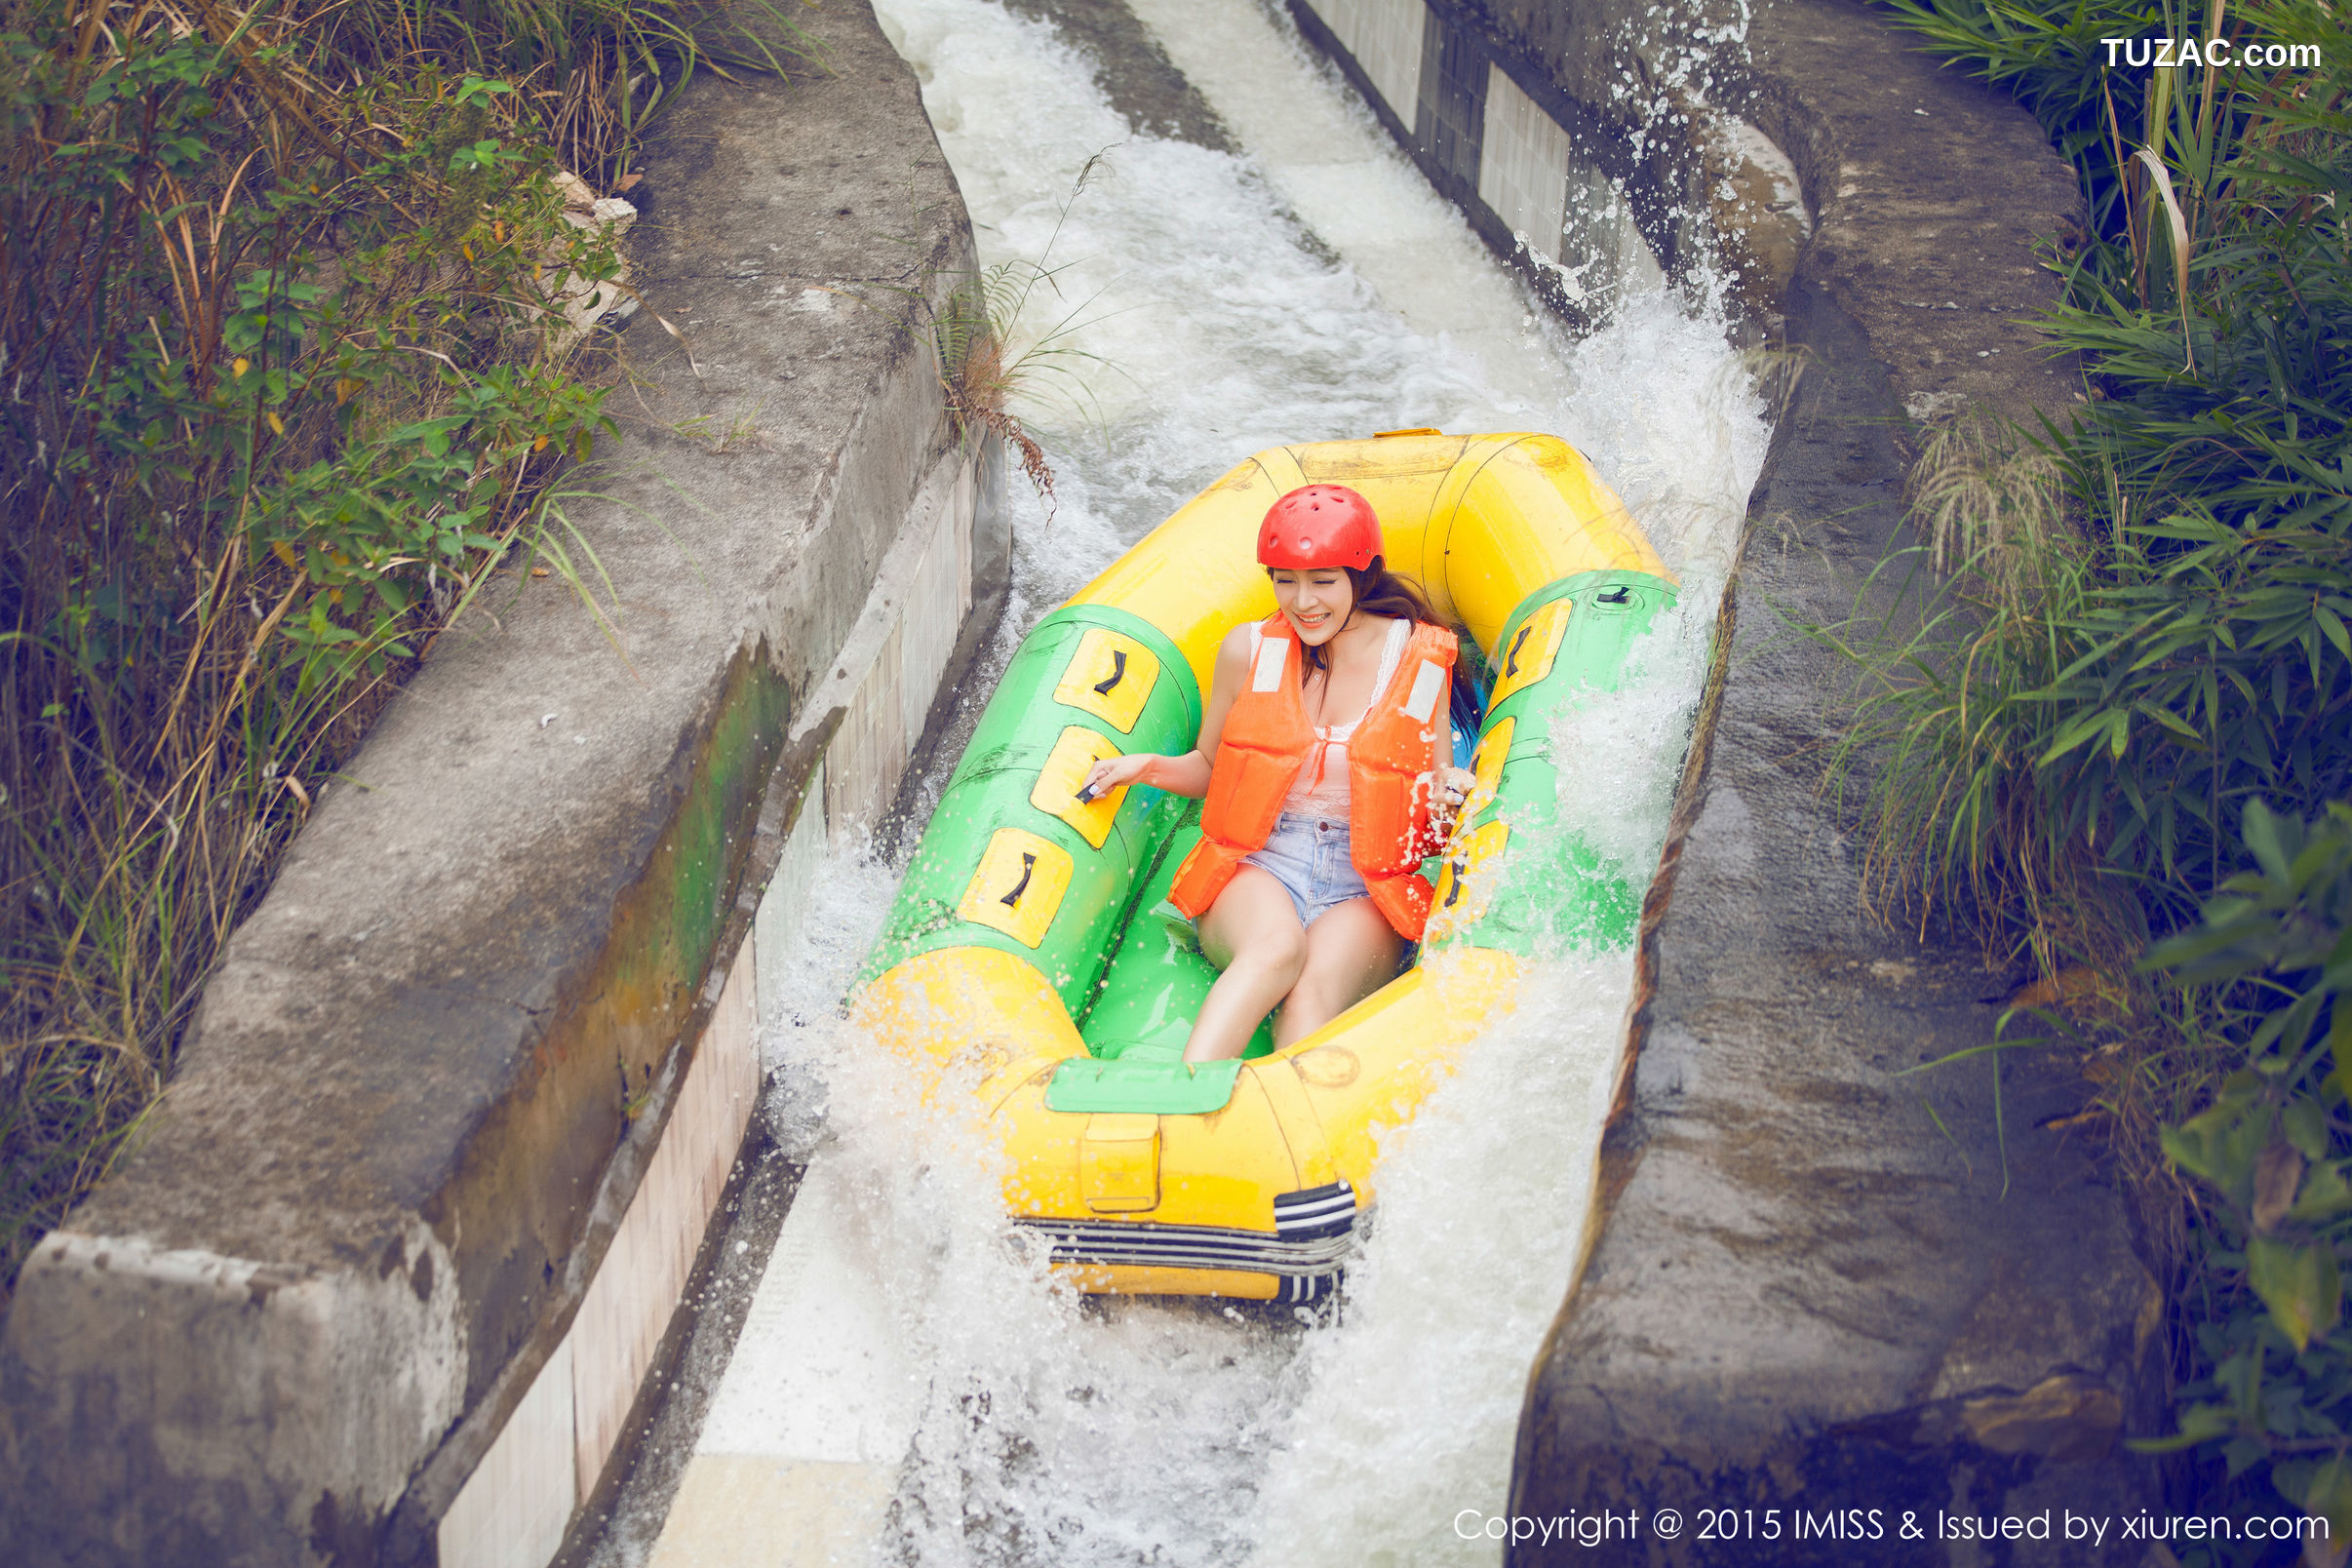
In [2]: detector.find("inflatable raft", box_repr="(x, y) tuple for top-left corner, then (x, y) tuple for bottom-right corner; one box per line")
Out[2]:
(852, 430), (1674, 1301)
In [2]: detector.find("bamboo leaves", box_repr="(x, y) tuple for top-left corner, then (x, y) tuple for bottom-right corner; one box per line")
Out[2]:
(2146, 804), (2352, 1492)
(2247, 1235), (2339, 1352)
(2133, 147), (2195, 367)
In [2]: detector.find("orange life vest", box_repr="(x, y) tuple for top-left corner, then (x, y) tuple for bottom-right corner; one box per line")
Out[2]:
(1167, 614), (1458, 939)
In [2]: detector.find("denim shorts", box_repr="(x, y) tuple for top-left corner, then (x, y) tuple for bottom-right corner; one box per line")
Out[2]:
(1242, 812), (1370, 927)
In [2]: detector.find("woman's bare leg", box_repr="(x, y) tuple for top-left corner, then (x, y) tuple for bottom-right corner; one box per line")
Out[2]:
(1273, 897), (1405, 1048)
(1187, 867), (1308, 1063)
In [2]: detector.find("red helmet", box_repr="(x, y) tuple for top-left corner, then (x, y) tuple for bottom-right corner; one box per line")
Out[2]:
(1257, 485), (1382, 571)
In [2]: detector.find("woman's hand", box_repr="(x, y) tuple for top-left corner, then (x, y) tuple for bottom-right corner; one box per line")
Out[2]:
(1425, 765), (1477, 836)
(1078, 752), (1159, 804)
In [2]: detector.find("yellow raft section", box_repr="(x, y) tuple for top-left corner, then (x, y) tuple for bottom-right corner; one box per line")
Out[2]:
(854, 431), (1666, 1298)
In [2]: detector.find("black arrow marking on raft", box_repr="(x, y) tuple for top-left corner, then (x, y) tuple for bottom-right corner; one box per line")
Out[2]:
(1000, 853), (1037, 907)
(1505, 624), (1533, 677)
(1092, 649), (1127, 695)
(1442, 861), (1465, 908)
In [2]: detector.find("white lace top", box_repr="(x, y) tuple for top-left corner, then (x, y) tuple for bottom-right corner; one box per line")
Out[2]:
(1247, 617), (1410, 818)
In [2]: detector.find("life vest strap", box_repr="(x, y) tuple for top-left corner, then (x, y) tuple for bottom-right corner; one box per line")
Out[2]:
(1366, 868), (1435, 942)
(1166, 835), (1249, 921)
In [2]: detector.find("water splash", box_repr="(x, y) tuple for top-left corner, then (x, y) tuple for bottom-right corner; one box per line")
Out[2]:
(747, 0), (1771, 1562)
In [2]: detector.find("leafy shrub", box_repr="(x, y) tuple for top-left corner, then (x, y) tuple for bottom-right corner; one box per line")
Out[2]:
(1835, 0), (2350, 1545)
(0, 0), (803, 1298)
(1836, 0), (2350, 960)
(2150, 803), (2352, 1538)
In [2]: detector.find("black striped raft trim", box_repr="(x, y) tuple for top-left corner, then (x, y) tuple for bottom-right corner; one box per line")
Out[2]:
(1274, 1180), (1356, 1240)
(1013, 1182), (1361, 1304)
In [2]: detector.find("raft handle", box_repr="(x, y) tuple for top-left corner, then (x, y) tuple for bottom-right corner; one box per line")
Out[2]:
(1504, 623), (1533, 676)
(1092, 649), (1128, 695)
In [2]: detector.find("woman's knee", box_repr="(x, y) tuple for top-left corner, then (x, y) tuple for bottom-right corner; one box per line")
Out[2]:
(1286, 955), (1359, 1017)
(1297, 904), (1403, 998)
(1239, 919), (1309, 983)
(1202, 871), (1309, 974)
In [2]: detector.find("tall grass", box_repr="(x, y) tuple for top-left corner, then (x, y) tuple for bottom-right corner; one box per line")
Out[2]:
(0, 0), (805, 1303)
(1839, 0), (2351, 1538)
(1837, 0), (2349, 965)
(2146, 804), (2352, 1542)
(919, 152), (1131, 516)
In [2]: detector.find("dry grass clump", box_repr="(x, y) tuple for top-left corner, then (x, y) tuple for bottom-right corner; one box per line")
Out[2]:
(934, 283), (1056, 513)
(1906, 410), (2069, 580)
(919, 152), (1132, 520)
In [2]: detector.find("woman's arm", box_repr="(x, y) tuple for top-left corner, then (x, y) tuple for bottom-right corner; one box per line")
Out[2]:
(1424, 674), (1476, 845)
(1079, 625), (1254, 803)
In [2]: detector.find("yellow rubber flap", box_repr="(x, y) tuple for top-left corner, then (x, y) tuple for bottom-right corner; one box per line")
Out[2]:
(1466, 716), (1513, 819)
(958, 829), (1073, 949)
(1080, 1113), (1160, 1213)
(1427, 820), (1512, 941)
(1031, 726), (1126, 849)
(1053, 627), (1160, 733)
(1488, 598), (1574, 707)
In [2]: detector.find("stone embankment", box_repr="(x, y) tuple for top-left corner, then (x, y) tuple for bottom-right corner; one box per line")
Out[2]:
(0, 2), (1003, 1563)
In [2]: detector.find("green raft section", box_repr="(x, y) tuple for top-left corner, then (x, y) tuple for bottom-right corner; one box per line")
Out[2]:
(856, 569), (1676, 1115)
(1427, 568), (1678, 958)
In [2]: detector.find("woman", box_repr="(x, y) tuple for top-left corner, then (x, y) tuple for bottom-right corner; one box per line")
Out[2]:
(1079, 484), (1476, 1063)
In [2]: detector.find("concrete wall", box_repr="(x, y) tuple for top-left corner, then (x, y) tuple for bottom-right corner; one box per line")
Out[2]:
(0, 3), (1005, 1563)
(1287, 0), (1807, 324)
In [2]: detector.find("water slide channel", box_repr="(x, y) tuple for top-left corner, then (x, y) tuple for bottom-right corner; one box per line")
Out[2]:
(610, 0), (1771, 1561)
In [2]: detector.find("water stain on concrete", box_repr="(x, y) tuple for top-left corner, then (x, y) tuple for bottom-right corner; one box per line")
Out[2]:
(999, 0), (1237, 150)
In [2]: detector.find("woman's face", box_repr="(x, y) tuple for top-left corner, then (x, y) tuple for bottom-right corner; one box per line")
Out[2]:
(1269, 568), (1355, 646)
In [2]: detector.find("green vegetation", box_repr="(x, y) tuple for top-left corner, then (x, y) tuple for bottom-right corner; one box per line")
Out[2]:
(2152, 804), (2352, 1538)
(919, 151), (1127, 514)
(0, 0), (805, 1302)
(1838, 0), (2350, 1544)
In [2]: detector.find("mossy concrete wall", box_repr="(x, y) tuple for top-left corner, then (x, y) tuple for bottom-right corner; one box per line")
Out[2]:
(0, 4), (1002, 1564)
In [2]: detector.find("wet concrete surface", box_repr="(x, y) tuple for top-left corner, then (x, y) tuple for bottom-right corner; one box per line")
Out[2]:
(997, 0), (1347, 270)
(1733, 0), (2084, 428)
(1001, 0), (1238, 149)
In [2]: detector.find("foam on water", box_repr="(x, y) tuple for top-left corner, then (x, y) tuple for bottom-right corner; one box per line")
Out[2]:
(748, 0), (1770, 1561)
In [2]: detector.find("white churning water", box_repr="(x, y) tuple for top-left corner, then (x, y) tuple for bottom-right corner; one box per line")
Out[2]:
(725, 0), (1771, 1562)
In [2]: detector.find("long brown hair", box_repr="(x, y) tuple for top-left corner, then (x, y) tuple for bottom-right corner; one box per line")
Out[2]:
(1284, 556), (1440, 678)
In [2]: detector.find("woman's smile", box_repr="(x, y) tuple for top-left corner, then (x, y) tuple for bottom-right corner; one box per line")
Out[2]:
(1273, 568), (1353, 642)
